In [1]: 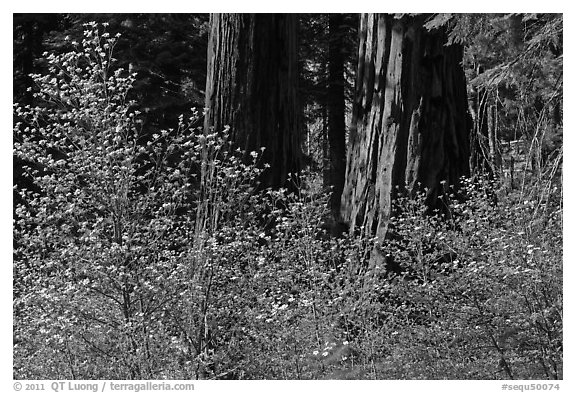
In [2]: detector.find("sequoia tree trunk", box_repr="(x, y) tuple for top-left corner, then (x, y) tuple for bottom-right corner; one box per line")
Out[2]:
(204, 13), (301, 189)
(341, 14), (470, 243)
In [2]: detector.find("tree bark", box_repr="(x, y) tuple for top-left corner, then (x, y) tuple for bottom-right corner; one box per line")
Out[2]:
(327, 13), (347, 225)
(204, 13), (302, 189)
(341, 14), (470, 242)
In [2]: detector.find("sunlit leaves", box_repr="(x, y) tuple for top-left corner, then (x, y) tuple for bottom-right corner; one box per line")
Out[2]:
(13, 23), (260, 379)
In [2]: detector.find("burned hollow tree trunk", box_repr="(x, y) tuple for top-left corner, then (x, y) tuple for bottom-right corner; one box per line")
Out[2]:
(341, 13), (470, 245)
(204, 13), (302, 189)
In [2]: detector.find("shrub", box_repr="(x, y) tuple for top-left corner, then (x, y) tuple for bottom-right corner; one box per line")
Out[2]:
(372, 177), (562, 379)
(13, 23), (562, 380)
(13, 23), (264, 379)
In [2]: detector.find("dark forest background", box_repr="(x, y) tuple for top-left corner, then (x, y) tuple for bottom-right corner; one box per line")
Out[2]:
(13, 13), (562, 380)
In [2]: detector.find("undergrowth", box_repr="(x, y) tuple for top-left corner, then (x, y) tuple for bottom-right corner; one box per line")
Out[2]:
(13, 24), (562, 380)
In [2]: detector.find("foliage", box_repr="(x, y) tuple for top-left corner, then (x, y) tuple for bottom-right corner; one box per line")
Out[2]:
(13, 14), (209, 219)
(13, 13), (208, 139)
(459, 14), (562, 178)
(422, 13), (562, 179)
(13, 24), (259, 379)
(373, 177), (562, 379)
(13, 14), (63, 104)
(13, 20), (562, 380)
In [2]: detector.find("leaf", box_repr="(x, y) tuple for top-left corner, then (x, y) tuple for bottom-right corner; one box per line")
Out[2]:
(424, 14), (453, 31)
